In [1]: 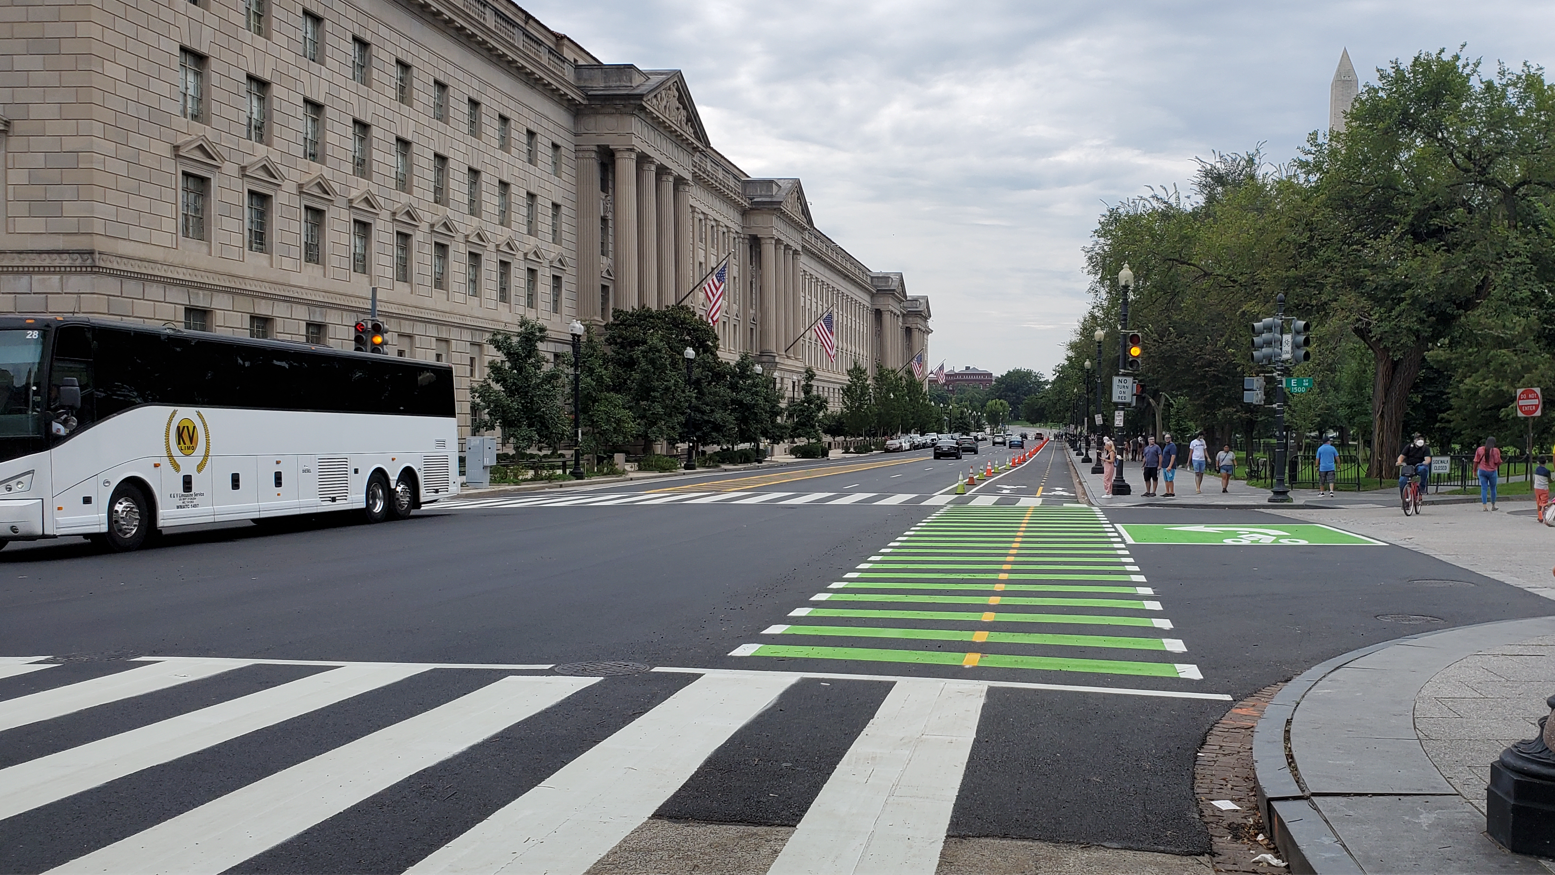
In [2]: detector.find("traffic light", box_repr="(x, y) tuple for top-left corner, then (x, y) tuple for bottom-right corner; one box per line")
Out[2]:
(1251, 318), (1281, 366)
(1125, 332), (1142, 372)
(1243, 376), (1265, 405)
(1287, 320), (1311, 363)
(369, 320), (386, 355)
(353, 320), (370, 352)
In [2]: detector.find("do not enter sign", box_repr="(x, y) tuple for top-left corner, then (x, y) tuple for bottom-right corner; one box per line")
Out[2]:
(1517, 387), (1543, 417)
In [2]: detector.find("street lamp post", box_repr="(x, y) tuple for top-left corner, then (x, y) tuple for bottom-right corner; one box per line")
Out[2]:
(683, 346), (697, 471)
(1093, 328), (1107, 474)
(1111, 265), (1133, 495)
(569, 320), (585, 480)
(1081, 360), (1094, 465)
(753, 364), (764, 464)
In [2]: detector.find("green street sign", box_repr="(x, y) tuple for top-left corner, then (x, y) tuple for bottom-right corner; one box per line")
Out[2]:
(1116, 523), (1383, 546)
(1284, 377), (1314, 393)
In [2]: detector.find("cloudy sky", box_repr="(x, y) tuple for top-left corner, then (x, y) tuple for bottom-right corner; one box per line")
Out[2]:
(521, 0), (1554, 378)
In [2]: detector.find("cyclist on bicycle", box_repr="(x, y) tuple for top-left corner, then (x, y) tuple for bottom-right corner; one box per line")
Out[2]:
(1397, 433), (1432, 500)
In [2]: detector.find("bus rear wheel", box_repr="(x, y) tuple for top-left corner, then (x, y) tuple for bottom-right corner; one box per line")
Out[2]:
(104, 483), (152, 552)
(389, 474), (416, 521)
(364, 473), (391, 524)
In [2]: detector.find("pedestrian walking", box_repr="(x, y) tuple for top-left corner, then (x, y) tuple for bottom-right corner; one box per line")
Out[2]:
(1101, 437), (1116, 497)
(1161, 433), (1179, 498)
(1216, 444), (1236, 493)
(1474, 436), (1502, 511)
(1316, 436), (1339, 497)
(1533, 456), (1549, 524)
(1141, 435), (1161, 497)
(1190, 434), (1209, 493)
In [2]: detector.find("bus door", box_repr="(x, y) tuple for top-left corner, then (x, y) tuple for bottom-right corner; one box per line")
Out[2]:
(158, 411), (214, 527)
(258, 456), (301, 517)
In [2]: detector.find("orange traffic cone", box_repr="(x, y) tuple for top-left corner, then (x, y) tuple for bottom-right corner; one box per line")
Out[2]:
(985, 462), (993, 478)
(967, 467), (978, 485)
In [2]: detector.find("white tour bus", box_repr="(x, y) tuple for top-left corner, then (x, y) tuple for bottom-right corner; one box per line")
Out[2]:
(0, 316), (459, 552)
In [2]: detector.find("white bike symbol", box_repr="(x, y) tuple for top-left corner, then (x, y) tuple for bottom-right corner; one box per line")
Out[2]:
(1168, 525), (1309, 545)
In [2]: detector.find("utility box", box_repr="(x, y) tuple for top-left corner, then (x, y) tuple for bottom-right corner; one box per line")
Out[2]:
(465, 436), (498, 487)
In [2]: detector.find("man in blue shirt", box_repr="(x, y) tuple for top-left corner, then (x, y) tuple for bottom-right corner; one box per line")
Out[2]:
(1141, 435), (1161, 497)
(1316, 436), (1340, 497)
(1161, 433), (1179, 498)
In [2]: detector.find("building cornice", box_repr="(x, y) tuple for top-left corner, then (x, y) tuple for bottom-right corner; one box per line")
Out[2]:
(406, 0), (585, 107)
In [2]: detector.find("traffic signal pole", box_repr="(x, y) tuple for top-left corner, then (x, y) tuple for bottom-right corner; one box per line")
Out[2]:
(1269, 293), (1292, 503)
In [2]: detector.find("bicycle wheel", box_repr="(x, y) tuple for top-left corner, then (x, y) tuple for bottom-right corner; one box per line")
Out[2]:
(1401, 485), (1414, 516)
(1412, 483), (1423, 514)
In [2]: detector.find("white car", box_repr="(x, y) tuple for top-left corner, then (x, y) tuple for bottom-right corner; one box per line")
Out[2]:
(884, 437), (908, 452)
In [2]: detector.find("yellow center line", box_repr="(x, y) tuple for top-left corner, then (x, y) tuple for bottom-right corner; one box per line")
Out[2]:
(962, 652), (982, 667)
(988, 596), (1002, 605)
(994, 583), (1006, 591)
(981, 611), (996, 621)
(972, 630), (989, 642)
(647, 455), (925, 492)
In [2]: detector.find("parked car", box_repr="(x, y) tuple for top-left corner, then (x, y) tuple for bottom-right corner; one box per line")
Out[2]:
(1008, 436), (1025, 449)
(958, 435), (979, 455)
(992, 433), (1008, 446)
(974, 432), (988, 442)
(884, 437), (908, 452)
(933, 438), (963, 459)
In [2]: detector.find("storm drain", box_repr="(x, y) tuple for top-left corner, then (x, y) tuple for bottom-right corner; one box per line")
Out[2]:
(553, 660), (651, 677)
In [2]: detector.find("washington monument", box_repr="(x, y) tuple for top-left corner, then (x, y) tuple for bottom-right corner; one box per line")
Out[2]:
(1330, 48), (1358, 132)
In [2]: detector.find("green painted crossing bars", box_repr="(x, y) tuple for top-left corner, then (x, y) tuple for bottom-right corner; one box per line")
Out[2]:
(792, 606), (1171, 628)
(830, 582), (1149, 593)
(765, 623), (1183, 652)
(739, 644), (1196, 678)
(814, 592), (1159, 609)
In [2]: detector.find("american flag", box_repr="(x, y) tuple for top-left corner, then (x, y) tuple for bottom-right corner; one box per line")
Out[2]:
(814, 311), (836, 361)
(701, 256), (729, 325)
(911, 352), (925, 379)
(931, 361), (945, 384)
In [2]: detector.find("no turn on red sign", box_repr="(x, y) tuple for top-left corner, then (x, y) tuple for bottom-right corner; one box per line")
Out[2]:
(1517, 387), (1543, 417)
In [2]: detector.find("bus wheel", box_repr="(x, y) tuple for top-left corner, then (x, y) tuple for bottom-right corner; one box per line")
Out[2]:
(389, 474), (416, 521)
(105, 483), (152, 552)
(364, 473), (391, 524)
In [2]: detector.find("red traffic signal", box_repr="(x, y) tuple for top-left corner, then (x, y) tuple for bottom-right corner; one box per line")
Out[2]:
(353, 321), (370, 352)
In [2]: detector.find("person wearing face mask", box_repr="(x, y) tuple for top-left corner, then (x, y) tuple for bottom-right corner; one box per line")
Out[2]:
(1396, 432), (1432, 506)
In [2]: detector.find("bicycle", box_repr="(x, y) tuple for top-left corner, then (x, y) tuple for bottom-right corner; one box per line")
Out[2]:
(1400, 466), (1425, 516)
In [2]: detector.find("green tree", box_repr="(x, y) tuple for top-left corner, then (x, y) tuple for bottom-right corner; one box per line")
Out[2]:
(686, 353), (736, 451)
(991, 368), (1047, 414)
(839, 361), (874, 438)
(872, 366), (908, 437)
(575, 326), (636, 459)
(603, 305), (718, 447)
(985, 398), (1011, 430)
(784, 367), (829, 444)
(730, 354), (786, 450)
(472, 318), (567, 452)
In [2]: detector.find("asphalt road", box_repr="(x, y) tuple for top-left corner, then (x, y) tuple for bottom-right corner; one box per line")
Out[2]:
(1, 437), (1551, 872)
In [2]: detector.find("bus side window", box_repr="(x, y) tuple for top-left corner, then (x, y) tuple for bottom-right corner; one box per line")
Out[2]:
(49, 326), (94, 439)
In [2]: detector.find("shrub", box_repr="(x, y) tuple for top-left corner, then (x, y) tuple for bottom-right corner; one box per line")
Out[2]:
(790, 442), (828, 459)
(636, 454), (682, 473)
(845, 441), (877, 454)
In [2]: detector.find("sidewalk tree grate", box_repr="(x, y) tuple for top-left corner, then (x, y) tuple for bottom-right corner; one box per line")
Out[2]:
(553, 660), (651, 676)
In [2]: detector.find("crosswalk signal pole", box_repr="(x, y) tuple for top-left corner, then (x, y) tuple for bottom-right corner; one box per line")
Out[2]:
(1269, 293), (1292, 503)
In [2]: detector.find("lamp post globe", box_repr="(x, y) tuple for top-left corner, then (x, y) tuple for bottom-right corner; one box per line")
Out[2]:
(683, 347), (697, 471)
(568, 320), (585, 480)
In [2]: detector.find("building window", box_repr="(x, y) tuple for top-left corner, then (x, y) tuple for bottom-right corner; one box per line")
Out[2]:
(525, 268), (537, 308)
(306, 322), (326, 345)
(303, 206), (324, 265)
(246, 191), (270, 253)
(351, 120), (370, 178)
(184, 307), (209, 332)
(525, 192), (536, 236)
(498, 116), (510, 152)
(467, 251), (481, 297)
(466, 168), (481, 218)
(302, 11), (321, 63)
(550, 274), (561, 313)
(498, 260), (511, 303)
(394, 138), (410, 193)
(245, 77), (268, 143)
(244, 0), (265, 36)
(550, 202), (561, 244)
(498, 182), (511, 227)
(179, 49), (205, 121)
(302, 100), (322, 162)
(351, 220), (370, 274)
(395, 60), (412, 105)
(433, 242), (448, 289)
(600, 217), (609, 256)
(467, 98), (481, 139)
(551, 143), (562, 177)
(395, 232), (411, 283)
(432, 81), (447, 122)
(525, 129), (537, 164)
(249, 316), (271, 339)
(432, 154), (448, 205)
(351, 37), (370, 84)
(601, 284), (611, 317)
(180, 173), (207, 241)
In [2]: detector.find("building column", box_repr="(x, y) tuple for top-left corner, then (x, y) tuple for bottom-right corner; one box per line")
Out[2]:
(657, 171), (675, 308)
(674, 179), (692, 312)
(613, 148), (638, 310)
(637, 158), (658, 310)
(575, 147), (602, 321)
(789, 248), (802, 360)
(774, 243), (788, 356)
(759, 235), (777, 355)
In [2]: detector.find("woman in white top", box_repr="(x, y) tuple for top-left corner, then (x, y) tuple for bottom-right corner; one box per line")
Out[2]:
(1102, 437), (1116, 497)
(1216, 445), (1236, 493)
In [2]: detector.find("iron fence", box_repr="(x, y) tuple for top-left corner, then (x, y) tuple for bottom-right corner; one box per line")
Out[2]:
(1239, 439), (1547, 495)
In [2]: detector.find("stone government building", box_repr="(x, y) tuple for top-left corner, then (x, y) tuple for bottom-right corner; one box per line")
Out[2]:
(0, 0), (931, 438)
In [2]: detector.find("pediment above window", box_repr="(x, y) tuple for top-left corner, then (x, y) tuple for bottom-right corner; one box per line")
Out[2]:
(467, 228), (492, 248)
(498, 236), (523, 255)
(430, 215), (461, 237)
(349, 189), (386, 214)
(393, 203), (427, 226)
(297, 173), (342, 202)
(241, 156), (286, 187)
(174, 135), (225, 169)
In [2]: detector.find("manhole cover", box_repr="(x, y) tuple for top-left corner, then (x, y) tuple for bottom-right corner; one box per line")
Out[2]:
(553, 660), (651, 677)
(1376, 614), (1445, 624)
(1408, 579), (1476, 588)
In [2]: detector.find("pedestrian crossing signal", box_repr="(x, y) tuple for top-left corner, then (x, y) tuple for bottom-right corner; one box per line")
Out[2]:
(1125, 332), (1142, 372)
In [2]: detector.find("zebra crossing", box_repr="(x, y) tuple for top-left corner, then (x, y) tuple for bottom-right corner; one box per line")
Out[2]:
(434, 490), (1075, 510)
(0, 654), (1228, 874)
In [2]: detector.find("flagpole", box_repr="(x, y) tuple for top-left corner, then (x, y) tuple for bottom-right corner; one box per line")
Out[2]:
(783, 308), (834, 355)
(893, 346), (928, 377)
(676, 251), (733, 307)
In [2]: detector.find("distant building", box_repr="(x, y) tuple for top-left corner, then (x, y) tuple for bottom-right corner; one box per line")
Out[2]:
(944, 366), (993, 394)
(1330, 49), (1358, 133)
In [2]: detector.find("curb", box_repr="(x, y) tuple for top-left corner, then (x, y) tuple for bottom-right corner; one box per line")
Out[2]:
(457, 456), (806, 499)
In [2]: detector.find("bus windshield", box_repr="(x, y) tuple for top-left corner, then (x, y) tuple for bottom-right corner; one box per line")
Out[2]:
(0, 328), (45, 462)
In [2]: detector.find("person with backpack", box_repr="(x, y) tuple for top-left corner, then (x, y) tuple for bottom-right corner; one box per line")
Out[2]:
(1475, 436), (1503, 511)
(1533, 456), (1549, 524)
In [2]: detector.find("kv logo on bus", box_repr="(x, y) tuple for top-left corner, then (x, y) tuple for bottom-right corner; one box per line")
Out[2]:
(163, 410), (212, 474)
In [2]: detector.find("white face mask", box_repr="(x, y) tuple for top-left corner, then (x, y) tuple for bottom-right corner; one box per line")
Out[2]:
(1415, 439), (1425, 447)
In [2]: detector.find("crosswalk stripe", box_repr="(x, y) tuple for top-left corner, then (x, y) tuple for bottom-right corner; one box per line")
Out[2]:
(0, 659), (244, 733)
(778, 492), (837, 504)
(875, 493), (918, 505)
(0, 657), (54, 682)
(767, 680), (985, 875)
(1016, 497), (1043, 506)
(0, 663), (428, 821)
(585, 494), (662, 505)
(684, 492), (752, 503)
(968, 496), (1000, 506)
(731, 492), (793, 503)
(920, 494), (956, 505)
(539, 494), (634, 506)
(826, 493), (878, 504)
(46, 676), (600, 875)
(407, 672), (798, 875)
(632, 493), (708, 504)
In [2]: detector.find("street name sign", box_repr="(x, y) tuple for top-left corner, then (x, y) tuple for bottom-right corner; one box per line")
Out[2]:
(1112, 376), (1135, 404)
(1115, 523), (1384, 546)
(1284, 377), (1314, 393)
(1517, 387), (1543, 417)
